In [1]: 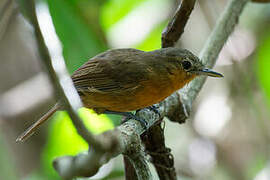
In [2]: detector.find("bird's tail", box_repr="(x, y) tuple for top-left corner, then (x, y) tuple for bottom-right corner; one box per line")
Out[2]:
(16, 103), (60, 142)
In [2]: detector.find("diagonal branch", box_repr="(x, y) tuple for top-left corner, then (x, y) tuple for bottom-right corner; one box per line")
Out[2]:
(161, 0), (196, 48)
(179, 0), (250, 119)
(20, 0), (107, 152)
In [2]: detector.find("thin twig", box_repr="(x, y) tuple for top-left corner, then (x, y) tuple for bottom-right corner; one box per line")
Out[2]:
(179, 0), (250, 118)
(142, 124), (176, 180)
(161, 0), (196, 48)
(21, 0), (107, 152)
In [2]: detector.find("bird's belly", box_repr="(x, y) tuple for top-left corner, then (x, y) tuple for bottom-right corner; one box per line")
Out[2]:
(81, 84), (175, 112)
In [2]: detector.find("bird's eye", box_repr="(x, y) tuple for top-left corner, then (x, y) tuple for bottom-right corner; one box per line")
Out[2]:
(181, 60), (192, 70)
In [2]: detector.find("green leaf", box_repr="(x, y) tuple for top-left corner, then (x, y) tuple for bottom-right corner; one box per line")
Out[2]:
(245, 155), (267, 179)
(101, 0), (146, 30)
(41, 108), (114, 176)
(257, 33), (270, 104)
(135, 21), (167, 51)
(46, 0), (107, 73)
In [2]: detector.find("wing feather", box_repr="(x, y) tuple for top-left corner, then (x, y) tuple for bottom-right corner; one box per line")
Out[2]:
(71, 49), (149, 94)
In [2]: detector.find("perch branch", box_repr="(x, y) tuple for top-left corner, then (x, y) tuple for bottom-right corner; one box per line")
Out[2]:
(142, 1), (197, 179)
(53, 0), (250, 178)
(53, 93), (178, 179)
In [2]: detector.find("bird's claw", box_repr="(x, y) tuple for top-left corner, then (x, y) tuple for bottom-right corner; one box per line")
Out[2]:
(122, 113), (148, 129)
(146, 105), (160, 117)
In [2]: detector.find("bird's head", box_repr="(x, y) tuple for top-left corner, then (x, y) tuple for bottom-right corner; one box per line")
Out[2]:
(155, 47), (223, 77)
(176, 50), (223, 78)
(151, 47), (223, 88)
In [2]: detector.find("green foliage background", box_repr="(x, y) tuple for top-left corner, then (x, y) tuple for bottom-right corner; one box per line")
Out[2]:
(1, 1), (270, 180)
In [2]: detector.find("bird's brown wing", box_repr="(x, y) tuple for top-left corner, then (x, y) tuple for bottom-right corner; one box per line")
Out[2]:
(71, 60), (124, 95)
(71, 49), (149, 95)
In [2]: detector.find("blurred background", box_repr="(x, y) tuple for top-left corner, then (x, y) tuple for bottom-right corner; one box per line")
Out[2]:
(0, 0), (270, 179)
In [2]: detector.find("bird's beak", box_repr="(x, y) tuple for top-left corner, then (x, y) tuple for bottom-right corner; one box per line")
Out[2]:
(192, 68), (223, 77)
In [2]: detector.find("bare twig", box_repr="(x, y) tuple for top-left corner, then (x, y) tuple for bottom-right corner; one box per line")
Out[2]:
(179, 0), (250, 118)
(21, 0), (107, 151)
(124, 156), (138, 180)
(142, 124), (176, 180)
(125, 154), (152, 180)
(161, 0), (196, 48)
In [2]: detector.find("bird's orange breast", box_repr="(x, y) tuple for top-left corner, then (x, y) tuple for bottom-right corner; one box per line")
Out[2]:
(81, 73), (195, 113)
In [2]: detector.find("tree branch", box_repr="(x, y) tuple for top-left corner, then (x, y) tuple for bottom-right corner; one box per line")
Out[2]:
(142, 124), (176, 180)
(141, 1), (197, 179)
(20, 0), (108, 151)
(124, 156), (138, 180)
(53, 0), (250, 175)
(161, 0), (196, 48)
(53, 93), (179, 179)
(179, 0), (250, 119)
(125, 154), (152, 180)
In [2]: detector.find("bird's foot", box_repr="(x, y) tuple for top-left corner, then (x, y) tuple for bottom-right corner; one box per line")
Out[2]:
(122, 112), (148, 129)
(103, 111), (148, 129)
(147, 105), (161, 117)
(136, 105), (161, 117)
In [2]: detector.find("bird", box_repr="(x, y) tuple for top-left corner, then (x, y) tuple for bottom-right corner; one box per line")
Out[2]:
(16, 47), (223, 142)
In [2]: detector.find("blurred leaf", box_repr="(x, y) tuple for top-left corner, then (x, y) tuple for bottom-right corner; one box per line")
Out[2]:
(46, 0), (107, 73)
(135, 21), (167, 51)
(258, 33), (270, 104)
(41, 108), (114, 176)
(210, 165), (234, 180)
(0, 135), (17, 180)
(245, 155), (267, 180)
(101, 0), (146, 30)
(25, 172), (58, 180)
